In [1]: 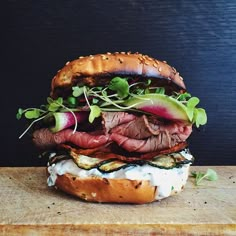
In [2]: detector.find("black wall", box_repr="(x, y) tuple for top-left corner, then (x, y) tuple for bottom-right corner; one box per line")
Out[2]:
(2, 1), (236, 166)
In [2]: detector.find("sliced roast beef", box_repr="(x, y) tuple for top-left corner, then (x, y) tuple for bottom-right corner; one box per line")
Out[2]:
(111, 115), (192, 140)
(33, 111), (192, 154)
(111, 115), (160, 139)
(33, 128), (110, 149)
(102, 111), (136, 133)
(110, 119), (192, 153)
(110, 133), (171, 153)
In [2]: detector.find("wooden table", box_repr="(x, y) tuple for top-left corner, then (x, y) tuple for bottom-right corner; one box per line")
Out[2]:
(0, 166), (235, 235)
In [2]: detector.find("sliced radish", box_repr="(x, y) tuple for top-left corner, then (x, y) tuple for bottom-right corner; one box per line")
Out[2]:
(50, 112), (88, 132)
(124, 94), (190, 121)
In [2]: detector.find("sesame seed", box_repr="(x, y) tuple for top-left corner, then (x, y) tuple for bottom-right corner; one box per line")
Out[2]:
(79, 56), (84, 59)
(144, 61), (150, 65)
(155, 60), (160, 65)
(127, 51), (131, 55)
(57, 69), (61, 73)
(89, 55), (94, 59)
(172, 67), (177, 73)
(153, 63), (158, 68)
(158, 67), (162, 72)
(163, 60), (167, 64)
(180, 76), (184, 80)
(65, 61), (70, 65)
(106, 52), (111, 55)
(120, 52), (125, 54)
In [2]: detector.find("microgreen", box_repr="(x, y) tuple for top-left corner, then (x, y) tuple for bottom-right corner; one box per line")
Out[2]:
(155, 87), (165, 94)
(18, 114), (48, 139)
(134, 88), (145, 95)
(24, 109), (41, 119)
(108, 77), (129, 99)
(17, 77), (208, 138)
(16, 107), (46, 120)
(129, 80), (152, 96)
(17, 97), (79, 138)
(191, 168), (218, 186)
(187, 97), (200, 108)
(16, 108), (24, 120)
(176, 92), (191, 101)
(184, 96), (207, 127)
(193, 108), (207, 127)
(47, 97), (63, 112)
(72, 86), (84, 97)
(92, 98), (99, 104)
(89, 105), (101, 123)
(146, 79), (152, 86)
(66, 96), (78, 108)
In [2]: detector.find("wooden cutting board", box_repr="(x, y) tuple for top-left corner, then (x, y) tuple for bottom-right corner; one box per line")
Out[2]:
(0, 166), (235, 235)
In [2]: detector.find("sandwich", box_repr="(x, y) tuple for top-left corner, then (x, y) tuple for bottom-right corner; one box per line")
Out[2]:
(17, 52), (207, 203)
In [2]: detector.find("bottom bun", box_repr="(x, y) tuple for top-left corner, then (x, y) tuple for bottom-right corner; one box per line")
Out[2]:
(47, 159), (190, 204)
(56, 174), (157, 204)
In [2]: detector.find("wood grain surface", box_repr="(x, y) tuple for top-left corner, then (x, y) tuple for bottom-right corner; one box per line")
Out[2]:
(0, 166), (235, 235)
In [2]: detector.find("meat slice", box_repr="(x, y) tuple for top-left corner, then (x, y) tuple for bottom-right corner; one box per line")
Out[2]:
(110, 120), (192, 153)
(33, 128), (110, 149)
(111, 115), (160, 139)
(111, 115), (192, 140)
(110, 133), (171, 153)
(102, 112), (136, 133)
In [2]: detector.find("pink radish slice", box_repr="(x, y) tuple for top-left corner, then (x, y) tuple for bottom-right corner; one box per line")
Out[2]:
(124, 94), (190, 121)
(50, 112), (88, 132)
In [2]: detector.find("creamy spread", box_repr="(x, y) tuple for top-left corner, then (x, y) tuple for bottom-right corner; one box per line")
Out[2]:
(47, 150), (192, 200)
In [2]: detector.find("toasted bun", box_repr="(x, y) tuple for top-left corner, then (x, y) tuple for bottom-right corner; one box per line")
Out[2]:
(48, 162), (190, 204)
(51, 52), (186, 98)
(55, 174), (157, 204)
(54, 173), (186, 204)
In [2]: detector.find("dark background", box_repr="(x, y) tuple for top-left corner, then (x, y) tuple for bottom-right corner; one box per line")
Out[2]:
(2, 1), (236, 166)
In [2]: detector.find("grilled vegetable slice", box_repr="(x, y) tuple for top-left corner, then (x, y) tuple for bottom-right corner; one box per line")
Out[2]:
(55, 148), (194, 172)
(69, 152), (110, 170)
(98, 160), (133, 173)
(149, 155), (176, 169)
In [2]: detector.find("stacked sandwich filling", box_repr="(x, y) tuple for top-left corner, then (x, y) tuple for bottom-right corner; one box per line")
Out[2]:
(17, 52), (207, 203)
(47, 150), (192, 200)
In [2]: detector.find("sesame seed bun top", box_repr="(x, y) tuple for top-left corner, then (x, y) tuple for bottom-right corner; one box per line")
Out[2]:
(51, 52), (186, 98)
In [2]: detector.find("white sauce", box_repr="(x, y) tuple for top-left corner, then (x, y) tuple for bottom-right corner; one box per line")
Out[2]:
(47, 150), (192, 200)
